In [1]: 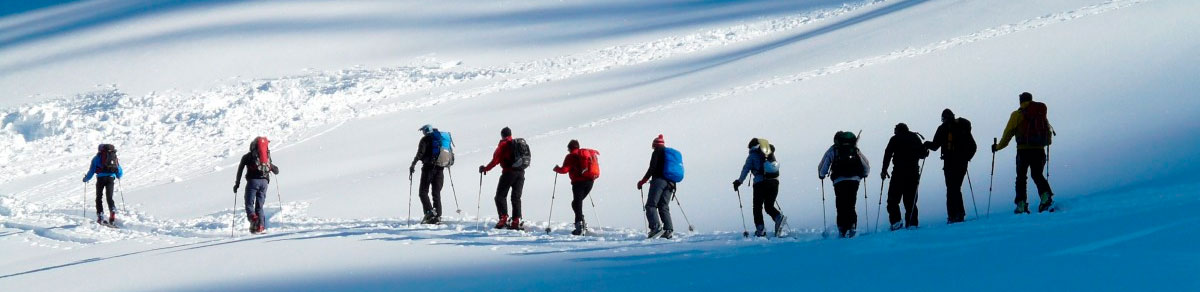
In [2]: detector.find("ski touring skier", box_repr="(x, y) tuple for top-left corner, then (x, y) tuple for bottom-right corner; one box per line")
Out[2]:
(83, 144), (124, 226)
(881, 123), (927, 230)
(234, 137), (280, 234)
(993, 92), (1056, 213)
(479, 127), (530, 230)
(818, 131), (870, 238)
(924, 109), (977, 224)
(410, 124), (453, 224)
(732, 138), (787, 237)
(638, 134), (684, 239)
(552, 140), (600, 236)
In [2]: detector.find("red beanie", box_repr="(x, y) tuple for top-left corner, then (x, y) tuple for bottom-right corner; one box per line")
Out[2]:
(652, 134), (665, 147)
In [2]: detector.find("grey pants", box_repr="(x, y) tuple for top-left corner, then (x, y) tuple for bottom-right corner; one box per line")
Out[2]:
(244, 178), (268, 219)
(644, 178), (674, 232)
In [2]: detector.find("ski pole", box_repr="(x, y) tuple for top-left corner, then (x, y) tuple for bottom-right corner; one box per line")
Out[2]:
(735, 188), (749, 238)
(862, 178), (869, 233)
(408, 174), (414, 226)
(639, 189), (648, 228)
(819, 178), (828, 238)
(1046, 144), (1051, 179)
(909, 158), (926, 226)
(118, 179), (129, 216)
(966, 169), (980, 220)
(545, 174), (558, 234)
(477, 173), (485, 230)
(988, 138), (997, 218)
(82, 182), (88, 220)
(448, 168), (462, 215)
(588, 194), (600, 230)
(274, 174), (284, 229)
(875, 176), (885, 233)
(671, 187), (695, 232)
(232, 187), (238, 238)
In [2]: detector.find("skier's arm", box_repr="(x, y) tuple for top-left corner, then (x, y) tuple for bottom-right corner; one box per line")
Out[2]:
(996, 110), (1022, 151)
(83, 156), (99, 182)
(736, 154), (753, 182)
(642, 148), (663, 181)
(817, 147), (834, 179)
(881, 138), (895, 176)
(926, 125), (946, 151)
(555, 154), (572, 174)
(412, 136), (428, 168)
(116, 164), (124, 179)
(858, 149), (871, 178)
(483, 141), (506, 172)
(270, 164), (279, 175)
(234, 155), (246, 186)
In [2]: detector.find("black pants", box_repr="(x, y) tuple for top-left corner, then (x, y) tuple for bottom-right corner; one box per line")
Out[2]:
(1015, 148), (1053, 203)
(495, 170), (525, 218)
(833, 180), (859, 234)
(942, 160), (967, 222)
(886, 167), (920, 227)
(94, 176), (116, 214)
(571, 180), (594, 224)
(752, 179), (781, 227)
(418, 165), (445, 217)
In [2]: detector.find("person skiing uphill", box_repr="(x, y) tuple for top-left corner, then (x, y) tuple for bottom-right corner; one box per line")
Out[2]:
(410, 124), (450, 224)
(924, 109), (976, 224)
(881, 123), (926, 230)
(83, 144), (125, 225)
(553, 140), (599, 236)
(993, 92), (1056, 213)
(234, 137), (280, 234)
(732, 138), (786, 237)
(818, 131), (870, 238)
(480, 127), (530, 230)
(638, 134), (684, 239)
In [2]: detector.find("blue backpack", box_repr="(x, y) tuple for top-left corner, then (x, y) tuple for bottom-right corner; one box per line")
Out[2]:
(431, 130), (455, 167)
(662, 147), (684, 183)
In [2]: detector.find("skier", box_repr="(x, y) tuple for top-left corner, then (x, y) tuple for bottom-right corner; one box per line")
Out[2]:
(924, 109), (977, 224)
(409, 124), (447, 224)
(818, 131), (870, 238)
(233, 137), (280, 234)
(83, 144), (124, 225)
(881, 123), (926, 230)
(552, 140), (599, 235)
(479, 127), (530, 230)
(637, 134), (681, 239)
(732, 138), (786, 237)
(993, 92), (1056, 213)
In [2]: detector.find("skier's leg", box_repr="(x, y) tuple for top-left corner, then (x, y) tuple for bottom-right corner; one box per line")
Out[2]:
(945, 164), (967, 221)
(751, 181), (766, 227)
(510, 171), (525, 219)
(94, 179), (105, 215)
(101, 178), (116, 214)
(763, 179), (781, 219)
(431, 167), (445, 217)
(644, 181), (663, 231)
(1015, 151), (1031, 204)
(571, 182), (586, 224)
(887, 177), (903, 225)
(1028, 149), (1053, 196)
(418, 167), (434, 214)
(494, 172), (512, 217)
(656, 180), (674, 232)
(901, 175), (919, 227)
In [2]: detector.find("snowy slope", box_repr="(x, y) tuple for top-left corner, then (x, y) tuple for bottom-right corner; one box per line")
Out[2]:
(2, 0), (1199, 291)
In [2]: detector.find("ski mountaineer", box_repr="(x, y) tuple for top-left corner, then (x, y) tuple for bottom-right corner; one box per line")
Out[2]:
(818, 131), (870, 238)
(410, 124), (446, 224)
(993, 92), (1056, 213)
(552, 140), (599, 236)
(83, 144), (124, 225)
(638, 134), (678, 239)
(480, 127), (530, 230)
(732, 138), (786, 237)
(881, 123), (927, 230)
(233, 137), (279, 234)
(924, 109), (977, 224)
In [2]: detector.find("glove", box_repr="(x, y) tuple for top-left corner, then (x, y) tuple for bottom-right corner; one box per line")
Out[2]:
(818, 175), (825, 180)
(409, 166), (415, 175)
(991, 143), (999, 153)
(881, 171), (889, 179)
(82, 176), (89, 183)
(233, 185), (239, 193)
(553, 165), (561, 172)
(478, 165), (487, 174)
(732, 180), (742, 191)
(637, 179), (647, 190)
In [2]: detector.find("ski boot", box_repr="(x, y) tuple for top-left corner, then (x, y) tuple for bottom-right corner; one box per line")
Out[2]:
(647, 229), (664, 239)
(890, 222), (904, 231)
(248, 214), (260, 234)
(571, 221), (586, 236)
(773, 214), (788, 237)
(494, 215), (508, 229)
(430, 215), (441, 225)
(507, 217), (523, 230)
(108, 212), (116, 225)
(754, 224), (767, 237)
(1015, 201), (1031, 214)
(420, 211), (435, 224)
(96, 212), (107, 225)
(1038, 192), (1055, 213)
(661, 230), (674, 239)
(948, 217), (965, 224)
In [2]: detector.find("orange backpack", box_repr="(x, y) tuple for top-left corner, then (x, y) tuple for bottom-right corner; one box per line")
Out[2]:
(578, 149), (600, 180)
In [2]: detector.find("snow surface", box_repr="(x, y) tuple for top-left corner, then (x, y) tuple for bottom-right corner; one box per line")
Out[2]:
(2, 0), (1198, 291)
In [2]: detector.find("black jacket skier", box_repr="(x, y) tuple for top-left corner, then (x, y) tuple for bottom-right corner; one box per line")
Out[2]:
(881, 123), (925, 229)
(410, 124), (446, 224)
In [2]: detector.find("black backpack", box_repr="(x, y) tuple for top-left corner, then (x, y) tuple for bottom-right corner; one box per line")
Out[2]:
(953, 118), (977, 161)
(830, 132), (864, 178)
(507, 138), (531, 170)
(97, 144), (120, 173)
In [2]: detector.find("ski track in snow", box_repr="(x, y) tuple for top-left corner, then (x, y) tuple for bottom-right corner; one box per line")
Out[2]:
(533, 0), (1151, 140)
(0, 0), (1149, 249)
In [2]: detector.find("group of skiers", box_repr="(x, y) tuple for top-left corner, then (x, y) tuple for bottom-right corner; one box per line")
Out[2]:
(82, 92), (1055, 239)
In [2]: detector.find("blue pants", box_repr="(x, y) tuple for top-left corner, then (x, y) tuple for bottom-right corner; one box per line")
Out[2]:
(244, 179), (268, 219)
(644, 178), (674, 232)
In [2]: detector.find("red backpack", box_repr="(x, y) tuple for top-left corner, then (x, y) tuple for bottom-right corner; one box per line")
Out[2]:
(578, 149), (600, 180)
(1018, 102), (1052, 147)
(253, 137), (272, 174)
